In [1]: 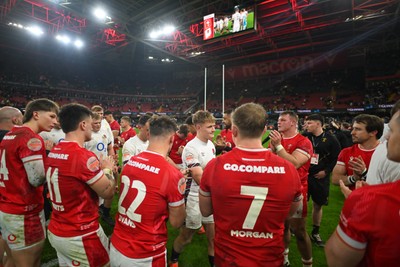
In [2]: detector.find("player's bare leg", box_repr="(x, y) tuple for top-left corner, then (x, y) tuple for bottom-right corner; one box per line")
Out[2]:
(290, 217), (313, 267)
(1, 240), (14, 267)
(172, 227), (196, 253)
(170, 227), (196, 265)
(10, 240), (44, 267)
(283, 220), (291, 266)
(0, 238), (5, 267)
(204, 222), (215, 266)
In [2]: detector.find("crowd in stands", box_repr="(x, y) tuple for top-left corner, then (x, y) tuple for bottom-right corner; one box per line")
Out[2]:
(1, 47), (400, 127)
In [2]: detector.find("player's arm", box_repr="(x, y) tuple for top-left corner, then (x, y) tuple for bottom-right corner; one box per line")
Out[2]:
(276, 149), (309, 169)
(166, 156), (180, 170)
(190, 165), (203, 185)
(112, 130), (119, 139)
(168, 204), (186, 228)
(325, 231), (365, 267)
(90, 156), (116, 199)
(106, 125), (115, 154)
(90, 168), (116, 199)
(199, 193), (213, 217)
(23, 157), (46, 187)
(332, 164), (350, 185)
(106, 142), (115, 157)
(107, 142), (115, 157)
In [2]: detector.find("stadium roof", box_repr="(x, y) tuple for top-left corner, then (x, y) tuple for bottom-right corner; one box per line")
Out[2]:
(0, 0), (399, 67)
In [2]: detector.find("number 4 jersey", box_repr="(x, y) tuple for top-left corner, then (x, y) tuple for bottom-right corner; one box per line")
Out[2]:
(111, 151), (186, 259)
(0, 126), (46, 215)
(200, 147), (302, 267)
(45, 141), (104, 237)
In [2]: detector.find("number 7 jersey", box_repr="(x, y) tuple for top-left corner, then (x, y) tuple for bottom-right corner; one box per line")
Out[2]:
(200, 147), (302, 267)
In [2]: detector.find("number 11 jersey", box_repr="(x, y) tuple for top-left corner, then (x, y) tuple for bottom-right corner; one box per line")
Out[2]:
(45, 141), (104, 237)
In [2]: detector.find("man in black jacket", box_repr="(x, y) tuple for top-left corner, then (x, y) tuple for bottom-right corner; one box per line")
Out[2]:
(304, 114), (341, 247)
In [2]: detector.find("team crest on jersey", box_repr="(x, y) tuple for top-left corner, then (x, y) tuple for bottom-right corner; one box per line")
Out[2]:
(27, 138), (42, 151)
(72, 260), (81, 266)
(86, 156), (100, 172)
(7, 234), (16, 242)
(178, 177), (186, 194)
(185, 153), (194, 164)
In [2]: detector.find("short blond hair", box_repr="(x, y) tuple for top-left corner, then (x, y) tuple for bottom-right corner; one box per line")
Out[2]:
(192, 110), (215, 125)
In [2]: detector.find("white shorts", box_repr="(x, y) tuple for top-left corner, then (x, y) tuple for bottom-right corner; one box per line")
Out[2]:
(0, 210), (45, 250)
(110, 244), (166, 267)
(48, 227), (109, 267)
(185, 194), (213, 229)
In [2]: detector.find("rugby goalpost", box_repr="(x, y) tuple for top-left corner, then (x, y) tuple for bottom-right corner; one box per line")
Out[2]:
(203, 65), (225, 115)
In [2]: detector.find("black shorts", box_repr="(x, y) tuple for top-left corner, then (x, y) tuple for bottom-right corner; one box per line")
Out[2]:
(307, 174), (330, 206)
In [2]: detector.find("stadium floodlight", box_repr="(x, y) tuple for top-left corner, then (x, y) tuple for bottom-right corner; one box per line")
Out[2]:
(74, 39), (84, 48)
(161, 58), (174, 63)
(148, 56), (154, 59)
(94, 8), (107, 20)
(26, 26), (44, 36)
(163, 25), (175, 35)
(149, 25), (176, 39)
(93, 7), (112, 22)
(149, 30), (160, 39)
(56, 34), (71, 44)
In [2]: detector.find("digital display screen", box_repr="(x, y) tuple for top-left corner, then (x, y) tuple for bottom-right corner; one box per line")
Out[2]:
(203, 5), (256, 41)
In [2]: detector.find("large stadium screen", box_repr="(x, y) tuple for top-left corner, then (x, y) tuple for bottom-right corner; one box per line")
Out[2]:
(203, 5), (256, 41)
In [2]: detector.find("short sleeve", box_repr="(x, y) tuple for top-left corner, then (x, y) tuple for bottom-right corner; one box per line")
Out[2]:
(167, 169), (185, 207)
(295, 138), (312, 158)
(122, 142), (136, 162)
(336, 149), (346, 166)
(336, 191), (369, 250)
(182, 145), (200, 168)
(19, 135), (46, 163)
(79, 151), (103, 185)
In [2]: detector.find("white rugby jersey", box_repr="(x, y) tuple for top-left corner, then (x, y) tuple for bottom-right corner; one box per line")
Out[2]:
(182, 136), (215, 196)
(84, 129), (110, 159)
(122, 135), (149, 163)
(40, 128), (65, 145)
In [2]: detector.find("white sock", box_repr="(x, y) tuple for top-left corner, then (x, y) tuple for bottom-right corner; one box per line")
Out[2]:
(283, 248), (289, 263)
(302, 257), (313, 267)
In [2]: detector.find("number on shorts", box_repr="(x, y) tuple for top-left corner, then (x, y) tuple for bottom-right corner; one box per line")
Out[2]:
(240, 185), (269, 229)
(118, 175), (146, 223)
(0, 149), (9, 181)
(46, 167), (62, 203)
